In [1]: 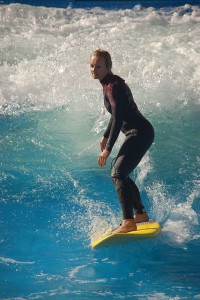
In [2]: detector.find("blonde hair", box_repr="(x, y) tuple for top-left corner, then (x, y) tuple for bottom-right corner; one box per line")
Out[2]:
(90, 49), (112, 71)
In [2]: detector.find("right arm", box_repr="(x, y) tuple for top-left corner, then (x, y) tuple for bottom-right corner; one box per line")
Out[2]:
(103, 115), (113, 139)
(98, 116), (112, 164)
(99, 115), (113, 151)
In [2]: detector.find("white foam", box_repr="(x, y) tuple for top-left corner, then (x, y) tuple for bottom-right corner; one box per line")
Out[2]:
(162, 187), (199, 246)
(0, 256), (35, 265)
(1, 3), (199, 246)
(146, 182), (175, 222)
(59, 172), (118, 243)
(1, 4), (200, 115)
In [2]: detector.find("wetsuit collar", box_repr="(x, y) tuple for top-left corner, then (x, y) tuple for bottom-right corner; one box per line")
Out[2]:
(100, 72), (113, 85)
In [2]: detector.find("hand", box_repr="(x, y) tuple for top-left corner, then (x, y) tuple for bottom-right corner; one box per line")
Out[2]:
(100, 136), (108, 152)
(98, 149), (110, 167)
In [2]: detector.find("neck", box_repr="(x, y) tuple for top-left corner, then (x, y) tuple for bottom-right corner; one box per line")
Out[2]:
(100, 72), (113, 83)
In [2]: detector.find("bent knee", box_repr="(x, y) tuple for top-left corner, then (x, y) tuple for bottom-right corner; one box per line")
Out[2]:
(111, 168), (125, 190)
(111, 166), (123, 179)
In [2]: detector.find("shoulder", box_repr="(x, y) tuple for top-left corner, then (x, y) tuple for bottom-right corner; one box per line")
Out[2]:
(102, 73), (125, 86)
(105, 74), (125, 94)
(104, 75), (126, 109)
(109, 74), (125, 86)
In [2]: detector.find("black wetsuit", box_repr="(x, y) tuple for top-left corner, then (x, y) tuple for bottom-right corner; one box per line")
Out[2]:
(101, 73), (154, 219)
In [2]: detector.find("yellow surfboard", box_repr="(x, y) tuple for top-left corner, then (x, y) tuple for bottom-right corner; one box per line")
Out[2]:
(91, 221), (161, 249)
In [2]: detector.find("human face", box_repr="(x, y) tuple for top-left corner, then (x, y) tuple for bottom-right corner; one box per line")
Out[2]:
(90, 55), (109, 81)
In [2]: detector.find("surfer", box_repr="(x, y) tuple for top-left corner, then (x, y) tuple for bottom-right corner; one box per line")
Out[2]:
(90, 49), (154, 234)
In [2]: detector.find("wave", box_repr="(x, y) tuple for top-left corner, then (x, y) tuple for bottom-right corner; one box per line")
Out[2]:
(1, 3), (200, 115)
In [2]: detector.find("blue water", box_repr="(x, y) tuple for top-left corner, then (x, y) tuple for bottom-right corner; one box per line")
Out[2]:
(1, 0), (200, 299)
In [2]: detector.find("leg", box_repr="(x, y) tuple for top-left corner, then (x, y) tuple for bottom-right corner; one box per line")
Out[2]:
(126, 177), (145, 214)
(126, 177), (149, 223)
(111, 134), (152, 232)
(111, 175), (137, 234)
(110, 152), (137, 233)
(112, 176), (134, 220)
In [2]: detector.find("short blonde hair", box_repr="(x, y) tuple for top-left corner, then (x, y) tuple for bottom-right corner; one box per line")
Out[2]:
(90, 49), (112, 70)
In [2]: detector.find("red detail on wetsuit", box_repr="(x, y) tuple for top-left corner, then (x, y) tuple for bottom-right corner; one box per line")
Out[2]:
(100, 73), (149, 152)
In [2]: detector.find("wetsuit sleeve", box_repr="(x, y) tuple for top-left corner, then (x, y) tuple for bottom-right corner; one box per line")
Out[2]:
(103, 116), (113, 138)
(105, 83), (124, 152)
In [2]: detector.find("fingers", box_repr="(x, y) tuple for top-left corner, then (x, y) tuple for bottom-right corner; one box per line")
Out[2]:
(98, 155), (106, 167)
(97, 149), (110, 167)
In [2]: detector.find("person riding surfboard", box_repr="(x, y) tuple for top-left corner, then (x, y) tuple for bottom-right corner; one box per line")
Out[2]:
(90, 49), (154, 234)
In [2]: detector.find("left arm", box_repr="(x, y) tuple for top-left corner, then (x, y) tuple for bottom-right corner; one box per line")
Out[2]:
(105, 83), (124, 152)
(98, 83), (124, 167)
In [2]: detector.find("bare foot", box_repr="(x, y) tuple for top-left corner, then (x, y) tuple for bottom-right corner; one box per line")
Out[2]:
(111, 219), (137, 234)
(134, 213), (149, 223)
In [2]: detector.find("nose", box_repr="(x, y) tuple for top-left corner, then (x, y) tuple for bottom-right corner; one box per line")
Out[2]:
(93, 66), (98, 71)
(91, 67), (97, 74)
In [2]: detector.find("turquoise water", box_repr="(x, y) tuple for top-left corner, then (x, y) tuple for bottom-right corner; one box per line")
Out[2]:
(1, 1), (200, 299)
